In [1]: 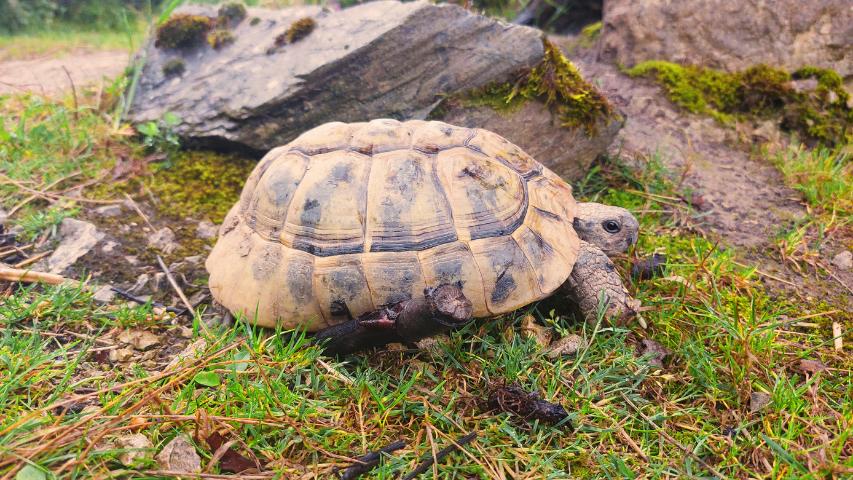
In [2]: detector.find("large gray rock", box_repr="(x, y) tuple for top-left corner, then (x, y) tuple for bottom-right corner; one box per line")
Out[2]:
(131, 1), (544, 152)
(130, 1), (619, 179)
(599, 0), (852, 77)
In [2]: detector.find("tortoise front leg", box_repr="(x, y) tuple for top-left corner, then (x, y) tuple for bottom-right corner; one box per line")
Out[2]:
(560, 241), (639, 325)
(314, 283), (473, 356)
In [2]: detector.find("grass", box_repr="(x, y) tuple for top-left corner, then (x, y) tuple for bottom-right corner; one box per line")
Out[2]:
(762, 142), (852, 277)
(769, 143), (852, 216)
(1, 85), (850, 478)
(0, 88), (136, 234)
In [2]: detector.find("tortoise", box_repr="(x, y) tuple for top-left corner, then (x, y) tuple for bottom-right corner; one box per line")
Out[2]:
(205, 119), (640, 334)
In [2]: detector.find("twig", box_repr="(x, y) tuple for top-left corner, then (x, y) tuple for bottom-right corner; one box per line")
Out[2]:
(0, 266), (75, 286)
(61, 66), (79, 120)
(7, 171), (83, 217)
(0, 244), (33, 260)
(111, 286), (186, 316)
(731, 260), (798, 287)
(123, 193), (156, 230)
(832, 322), (843, 352)
(337, 440), (406, 480)
(619, 393), (727, 479)
(156, 255), (197, 320)
(13, 250), (51, 269)
(401, 432), (477, 480)
(0, 173), (119, 205)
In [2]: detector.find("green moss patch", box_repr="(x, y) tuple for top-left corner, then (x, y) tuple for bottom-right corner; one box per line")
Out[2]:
(436, 40), (615, 134)
(162, 58), (185, 76)
(207, 29), (235, 49)
(155, 14), (214, 49)
(145, 150), (255, 222)
(275, 17), (316, 47)
(217, 2), (247, 26)
(627, 61), (852, 146)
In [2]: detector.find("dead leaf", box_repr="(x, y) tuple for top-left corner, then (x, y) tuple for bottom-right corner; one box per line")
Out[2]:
(166, 338), (208, 370)
(156, 434), (201, 473)
(115, 433), (153, 466)
(118, 329), (161, 351)
(631, 253), (667, 280)
(485, 383), (571, 427)
(109, 347), (135, 362)
(661, 275), (689, 286)
(749, 392), (771, 413)
(796, 359), (827, 374)
(204, 431), (257, 474)
(545, 334), (583, 359)
(636, 338), (670, 368)
(520, 315), (551, 347)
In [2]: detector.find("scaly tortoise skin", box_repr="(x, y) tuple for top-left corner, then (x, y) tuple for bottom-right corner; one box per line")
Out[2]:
(206, 119), (638, 330)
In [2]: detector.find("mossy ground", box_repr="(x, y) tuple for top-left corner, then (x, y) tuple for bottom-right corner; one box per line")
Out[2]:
(627, 61), (852, 146)
(436, 40), (615, 135)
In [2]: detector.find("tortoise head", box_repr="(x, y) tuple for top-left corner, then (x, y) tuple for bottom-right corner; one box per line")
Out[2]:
(573, 202), (639, 255)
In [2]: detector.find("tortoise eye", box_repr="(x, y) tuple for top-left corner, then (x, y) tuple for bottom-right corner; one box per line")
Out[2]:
(602, 220), (621, 234)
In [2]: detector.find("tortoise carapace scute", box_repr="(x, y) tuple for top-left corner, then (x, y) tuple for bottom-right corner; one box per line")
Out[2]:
(206, 119), (581, 330)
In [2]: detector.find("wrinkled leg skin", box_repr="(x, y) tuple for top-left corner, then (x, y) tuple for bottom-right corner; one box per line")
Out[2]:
(561, 241), (640, 325)
(314, 284), (473, 356)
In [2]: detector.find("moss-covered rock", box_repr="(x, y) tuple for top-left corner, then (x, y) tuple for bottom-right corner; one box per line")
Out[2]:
(162, 58), (186, 77)
(207, 29), (235, 49)
(449, 40), (614, 135)
(155, 14), (214, 49)
(627, 61), (852, 145)
(280, 17), (316, 45)
(217, 2), (247, 26)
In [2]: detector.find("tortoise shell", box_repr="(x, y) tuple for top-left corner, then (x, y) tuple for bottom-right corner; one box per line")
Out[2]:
(206, 119), (580, 330)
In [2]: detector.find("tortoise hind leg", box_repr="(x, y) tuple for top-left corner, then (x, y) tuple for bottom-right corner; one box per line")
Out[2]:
(314, 283), (473, 355)
(561, 241), (639, 325)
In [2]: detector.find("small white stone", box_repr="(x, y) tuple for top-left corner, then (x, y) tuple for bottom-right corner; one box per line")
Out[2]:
(831, 250), (852, 270)
(196, 220), (219, 240)
(148, 227), (179, 254)
(93, 204), (123, 217)
(93, 285), (116, 303)
(47, 218), (104, 274)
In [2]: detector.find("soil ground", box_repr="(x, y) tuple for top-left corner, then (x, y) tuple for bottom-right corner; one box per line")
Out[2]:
(555, 36), (851, 309)
(0, 49), (128, 96)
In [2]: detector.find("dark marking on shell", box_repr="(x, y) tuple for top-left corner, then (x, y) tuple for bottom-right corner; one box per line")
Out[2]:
(535, 207), (562, 221)
(330, 163), (352, 184)
(251, 243), (282, 281)
(370, 231), (458, 252)
(415, 144), (441, 155)
(491, 267), (516, 304)
(300, 198), (321, 226)
(286, 256), (314, 305)
(432, 257), (464, 285)
(292, 239), (364, 257)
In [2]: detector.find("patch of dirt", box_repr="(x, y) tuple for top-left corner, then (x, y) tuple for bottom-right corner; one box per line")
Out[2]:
(554, 38), (851, 307)
(0, 50), (128, 96)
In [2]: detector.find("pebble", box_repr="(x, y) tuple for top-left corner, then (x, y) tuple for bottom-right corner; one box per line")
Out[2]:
(46, 218), (104, 274)
(148, 227), (179, 254)
(92, 285), (116, 303)
(93, 204), (123, 218)
(831, 250), (852, 270)
(196, 220), (219, 240)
